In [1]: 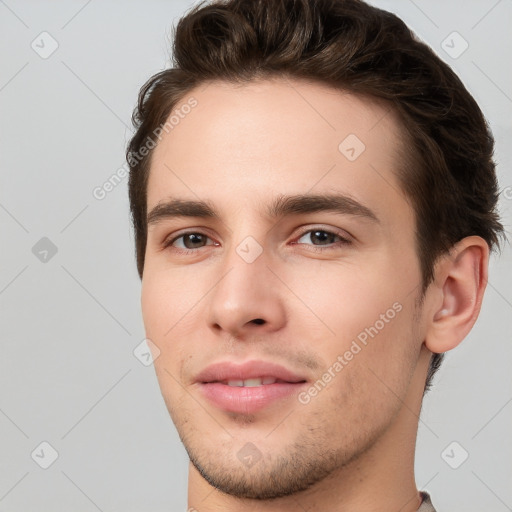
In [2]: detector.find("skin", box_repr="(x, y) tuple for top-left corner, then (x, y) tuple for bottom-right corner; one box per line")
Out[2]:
(141, 78), (489, 511)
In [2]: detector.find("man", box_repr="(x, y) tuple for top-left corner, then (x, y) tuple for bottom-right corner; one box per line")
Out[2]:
(126, 0), (504, 510)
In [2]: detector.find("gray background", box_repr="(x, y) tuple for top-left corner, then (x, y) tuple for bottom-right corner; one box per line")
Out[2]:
(0, 0), (511, 510)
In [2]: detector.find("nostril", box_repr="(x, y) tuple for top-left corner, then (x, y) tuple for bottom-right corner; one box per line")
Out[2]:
(251, 318), (265, 325)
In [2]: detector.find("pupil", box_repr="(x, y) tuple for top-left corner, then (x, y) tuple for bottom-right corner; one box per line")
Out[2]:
(312, 230), (333, 245)
(185, 234), (204, 248)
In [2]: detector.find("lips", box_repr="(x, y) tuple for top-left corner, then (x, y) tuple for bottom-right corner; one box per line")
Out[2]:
(195, 360), (308, 414)
(195, 360), (306, 385)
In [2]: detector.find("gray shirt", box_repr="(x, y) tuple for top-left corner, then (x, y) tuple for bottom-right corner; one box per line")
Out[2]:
(418, 492), (436, 512)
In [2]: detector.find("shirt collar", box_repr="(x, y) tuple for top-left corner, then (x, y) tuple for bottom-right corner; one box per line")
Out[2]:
(417, 491), (437, 512)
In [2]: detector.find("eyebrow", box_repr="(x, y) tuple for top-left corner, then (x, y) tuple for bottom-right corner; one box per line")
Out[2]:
(147, 193), (379, 226)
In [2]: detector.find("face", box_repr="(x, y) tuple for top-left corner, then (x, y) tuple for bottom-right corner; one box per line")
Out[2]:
(142, 78), (426, 499)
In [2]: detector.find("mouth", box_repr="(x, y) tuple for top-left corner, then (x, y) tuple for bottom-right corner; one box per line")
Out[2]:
(195, 360), (308, 414)
(213, 377), (302, 387)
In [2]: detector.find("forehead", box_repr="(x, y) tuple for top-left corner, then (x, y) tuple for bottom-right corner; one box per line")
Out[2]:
(147, 78), (409, 220)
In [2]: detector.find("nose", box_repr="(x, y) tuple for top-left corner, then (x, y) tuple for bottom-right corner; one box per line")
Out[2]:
(206, 244), (287, 339)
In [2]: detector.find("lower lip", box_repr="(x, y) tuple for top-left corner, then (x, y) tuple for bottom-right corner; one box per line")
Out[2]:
(199, 382), (306, 414)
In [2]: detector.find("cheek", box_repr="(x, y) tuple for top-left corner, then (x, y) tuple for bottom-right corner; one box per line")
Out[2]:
(142, 274), (190, 403)
(339, 301), (419, 418)
(141, 269), (200, 340)
(310, 309), (418, 440)
(141, 276), (166, 340)
(141, 270), (203, 389)
(285, 261), (418, 384)
(283, 261), (401, 339)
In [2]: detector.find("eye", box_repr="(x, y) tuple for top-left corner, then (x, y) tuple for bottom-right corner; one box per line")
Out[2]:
(293, 228), (351, 251)
(163, 227), (351, 256)
(165, 231), (216, 253)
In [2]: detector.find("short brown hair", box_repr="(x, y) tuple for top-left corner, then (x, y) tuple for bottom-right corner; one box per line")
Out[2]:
(126, 0), (504, 390)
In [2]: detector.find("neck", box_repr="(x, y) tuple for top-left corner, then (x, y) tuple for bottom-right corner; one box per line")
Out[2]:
(187, 346), (431, 512)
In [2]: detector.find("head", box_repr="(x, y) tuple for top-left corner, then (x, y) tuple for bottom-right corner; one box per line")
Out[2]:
(127, 0), (503, 501)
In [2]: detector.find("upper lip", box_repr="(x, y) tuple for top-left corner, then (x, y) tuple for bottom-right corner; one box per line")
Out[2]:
(195, 360), (307, 384)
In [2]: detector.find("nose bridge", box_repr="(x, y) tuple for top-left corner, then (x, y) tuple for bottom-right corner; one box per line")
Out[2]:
(214, 234), (270, 306)
(218, 215), (269, 285)
(206, 231), (285, 336)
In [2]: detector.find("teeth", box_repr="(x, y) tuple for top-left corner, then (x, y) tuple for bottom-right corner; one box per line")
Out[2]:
(226, 377), (277, 387)
(243, 378), (263, 387)
(227, 379), (244, 387)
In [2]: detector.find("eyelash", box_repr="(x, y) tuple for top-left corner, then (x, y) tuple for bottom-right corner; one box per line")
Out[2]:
(163, 227), (352, 256)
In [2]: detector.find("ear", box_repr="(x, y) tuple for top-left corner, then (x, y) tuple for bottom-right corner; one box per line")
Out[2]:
(425, 236), (489, 354)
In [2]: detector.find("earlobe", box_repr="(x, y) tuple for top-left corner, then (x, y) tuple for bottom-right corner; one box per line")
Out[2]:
(425, 236), (489, 354)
